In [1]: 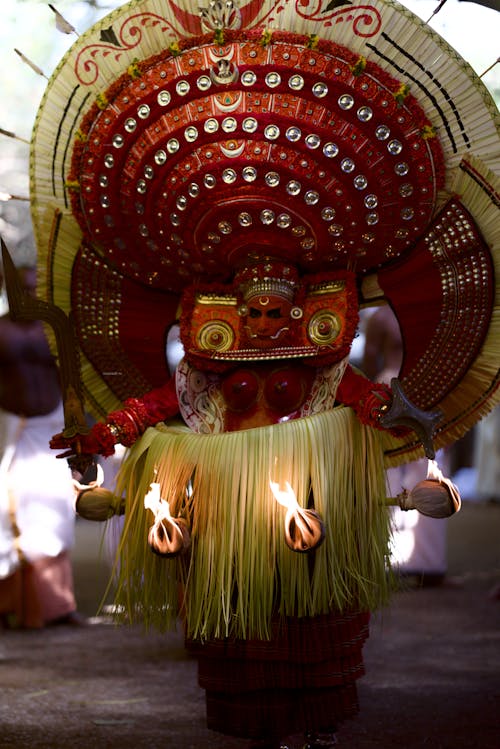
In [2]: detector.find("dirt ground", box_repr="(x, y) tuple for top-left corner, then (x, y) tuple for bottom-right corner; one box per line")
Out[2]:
(1, 500), (499, 749)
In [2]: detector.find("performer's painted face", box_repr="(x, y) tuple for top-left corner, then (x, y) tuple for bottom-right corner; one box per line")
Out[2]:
(243, 294), (294, 349)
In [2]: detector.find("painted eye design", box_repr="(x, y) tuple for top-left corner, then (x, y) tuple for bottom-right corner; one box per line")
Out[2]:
(308, 310), (341, 345)
(196, 321), (235, 351)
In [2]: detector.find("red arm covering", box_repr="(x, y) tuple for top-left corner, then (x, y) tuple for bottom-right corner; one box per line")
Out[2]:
(51, 376), (180, 458)
(132, 375), (180, 423)
(336, 365), (392, 429)
(105, 375), (180, 448)
(50, 422), (117, 459)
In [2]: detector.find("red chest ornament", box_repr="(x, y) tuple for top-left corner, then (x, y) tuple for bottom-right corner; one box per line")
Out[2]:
(221, 364), (316, 420)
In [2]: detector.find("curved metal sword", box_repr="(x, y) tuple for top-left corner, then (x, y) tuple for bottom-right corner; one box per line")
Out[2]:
(1, 238), (91, 473)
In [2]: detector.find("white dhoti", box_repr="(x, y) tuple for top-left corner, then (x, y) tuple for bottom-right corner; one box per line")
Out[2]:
(377, 367), (449, 579)
(474, 406), (500, 501)
(386, 454), (449, 578)
(0, 404), (77, 626)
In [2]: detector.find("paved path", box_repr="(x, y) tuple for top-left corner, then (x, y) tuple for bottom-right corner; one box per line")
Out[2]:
(1, 501), (499, 749)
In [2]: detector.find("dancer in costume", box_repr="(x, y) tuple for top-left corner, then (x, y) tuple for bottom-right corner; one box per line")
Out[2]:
(13, 0), (499, 746)
(474, 406), (500, 502)
(0, 267), (83, 629)
(52, 257), (408, 748)
(362, 304), (452, 585)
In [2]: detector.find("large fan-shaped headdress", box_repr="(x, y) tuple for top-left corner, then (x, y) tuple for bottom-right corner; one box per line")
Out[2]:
(31, 0), (500, 461)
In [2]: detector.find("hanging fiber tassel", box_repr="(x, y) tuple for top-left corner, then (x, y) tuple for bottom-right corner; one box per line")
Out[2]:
(0, 127), (30, 145)
(426, 0), (450, 23)
(0, 191), (30, 202)
(14, 49), (48, 79)
(48, 4), (78, 36)
(480, 57), (500, 78)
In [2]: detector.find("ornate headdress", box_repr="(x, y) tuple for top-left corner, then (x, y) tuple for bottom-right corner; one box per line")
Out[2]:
(29, 0), (499, 462)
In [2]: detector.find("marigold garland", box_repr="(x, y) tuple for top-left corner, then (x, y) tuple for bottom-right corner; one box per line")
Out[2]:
(394, 83), (411, 105)
(127, 60), (142, 79)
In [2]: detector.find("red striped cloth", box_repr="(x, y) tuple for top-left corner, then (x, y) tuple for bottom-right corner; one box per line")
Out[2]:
(187, 609), (369, 740)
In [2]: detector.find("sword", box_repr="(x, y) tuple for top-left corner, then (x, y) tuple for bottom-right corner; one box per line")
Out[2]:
(1, 238), (92, 474)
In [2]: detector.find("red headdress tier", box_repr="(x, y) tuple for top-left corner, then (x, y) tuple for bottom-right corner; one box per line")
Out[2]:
(65, 27), (445, 290)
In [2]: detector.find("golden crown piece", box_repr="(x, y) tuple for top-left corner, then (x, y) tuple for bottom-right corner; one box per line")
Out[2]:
(236, 261), (299, 304)
(242, 278), (297, 303)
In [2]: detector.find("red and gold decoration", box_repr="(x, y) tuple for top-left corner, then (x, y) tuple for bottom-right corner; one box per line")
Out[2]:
(31, 0), (499, 463)
(180, 262), (358, 369)
(25, 0), (500, 637)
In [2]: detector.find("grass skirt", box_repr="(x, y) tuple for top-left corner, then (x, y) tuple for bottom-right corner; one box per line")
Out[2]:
(112, 406), (392, 642)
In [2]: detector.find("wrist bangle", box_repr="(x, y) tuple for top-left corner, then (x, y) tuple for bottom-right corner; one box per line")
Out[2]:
(123, 398), (149, 432)
(108, 408), (141, 446)
(107, 423), (121, 440)
(93, 422), (117, 456)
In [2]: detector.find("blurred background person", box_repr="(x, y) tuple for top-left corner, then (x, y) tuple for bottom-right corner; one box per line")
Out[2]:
(474, 405), (500, 503)
(473, 404), (500, 600)
(0, 264), (84, 628)
(362, 304), (451, 586)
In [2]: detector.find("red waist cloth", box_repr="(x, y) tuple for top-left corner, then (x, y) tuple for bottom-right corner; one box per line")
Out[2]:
(187, 609), (370, 740)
